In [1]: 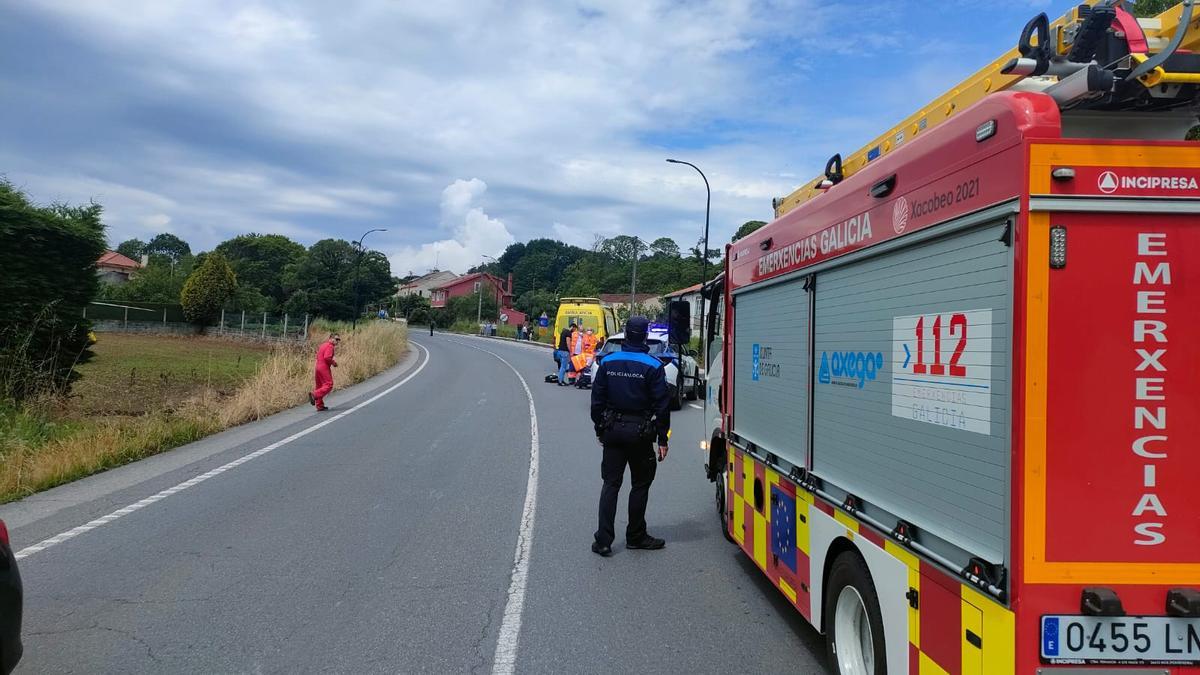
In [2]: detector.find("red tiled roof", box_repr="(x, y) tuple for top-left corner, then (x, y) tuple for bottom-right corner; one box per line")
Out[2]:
(598, 293), (659, 304)
(97, 251), (141, 270)
(663, 283), (702, 297)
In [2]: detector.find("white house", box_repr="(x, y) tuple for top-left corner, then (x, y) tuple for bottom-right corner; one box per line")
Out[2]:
(662, 283), (704, 332)
(396, 270), (459, 299)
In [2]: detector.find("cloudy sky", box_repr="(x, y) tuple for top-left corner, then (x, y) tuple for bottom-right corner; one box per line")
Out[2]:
(2, 0), (1066, 276)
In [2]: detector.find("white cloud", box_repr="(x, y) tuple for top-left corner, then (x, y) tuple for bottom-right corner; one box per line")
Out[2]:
(6, 0), (1048, 261)
(388, 179), (514, 276)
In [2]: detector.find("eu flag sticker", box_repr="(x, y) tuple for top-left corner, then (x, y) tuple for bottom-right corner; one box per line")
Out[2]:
(751, 343), (761, 381)
(1042, 617), (1059, 656)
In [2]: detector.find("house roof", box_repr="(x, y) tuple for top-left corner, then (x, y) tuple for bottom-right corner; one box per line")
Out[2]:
(97, 251), (141, 270)
(433, 271), (511, 294)
(598, 293), (659, 304)
(399, 270), (458, 290)
(663, 283), (703, 298)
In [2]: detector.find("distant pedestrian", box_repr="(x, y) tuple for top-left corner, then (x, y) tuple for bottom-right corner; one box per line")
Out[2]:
(308, 333), (340, 412)
(556, 326), (573, 386)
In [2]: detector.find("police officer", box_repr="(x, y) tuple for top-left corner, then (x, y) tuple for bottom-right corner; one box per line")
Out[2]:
(589, 316), (670, 557)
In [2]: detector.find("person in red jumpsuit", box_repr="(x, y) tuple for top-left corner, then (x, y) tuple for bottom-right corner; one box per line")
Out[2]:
(308, 333), (340, 411)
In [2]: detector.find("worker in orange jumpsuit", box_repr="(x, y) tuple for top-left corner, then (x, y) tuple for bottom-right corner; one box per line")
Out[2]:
(308, 333), (340, 411)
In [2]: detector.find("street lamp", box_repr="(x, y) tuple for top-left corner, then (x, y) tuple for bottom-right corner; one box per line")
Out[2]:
(477, 254), (498, 326)
(666, 158), (711, 354)
(352, 228), (387, 329)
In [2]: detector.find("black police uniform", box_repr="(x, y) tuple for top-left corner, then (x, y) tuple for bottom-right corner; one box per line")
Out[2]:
(589, 318), (671, 554)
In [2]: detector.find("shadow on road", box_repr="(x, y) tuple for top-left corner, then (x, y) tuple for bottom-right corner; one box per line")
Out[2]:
(651, 517), (710, 544)
(732, 550), (833, 673)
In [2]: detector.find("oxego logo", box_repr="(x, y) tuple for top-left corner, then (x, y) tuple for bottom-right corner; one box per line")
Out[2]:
(818, 349), (885, 389)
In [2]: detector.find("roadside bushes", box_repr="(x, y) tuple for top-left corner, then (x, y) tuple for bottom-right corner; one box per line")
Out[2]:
(0, 181), (106, 402)
(181, 251), (238, 327)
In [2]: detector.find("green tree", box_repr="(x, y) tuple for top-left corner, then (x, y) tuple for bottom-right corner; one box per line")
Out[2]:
(649, 237), (680, 258)
(215, 233), (305, 307)
(116, 238), (146, 260)
(396, 294), (431, 322)
(1133, 0), (1176, 16)
(0, 181), (106, 401)
(600, 235), (645, 264)
(144, 232), (192, 266)
(229, 285), (272, 314)
(514, 289), (558, 321)
(180, 251), (237, 327)
(732, 220), (767, 242)
(447, 293), (498, 323)
(1131, 1), (1200, 141)
(559, 256), (605, 296)
(282, 239), (395, 321)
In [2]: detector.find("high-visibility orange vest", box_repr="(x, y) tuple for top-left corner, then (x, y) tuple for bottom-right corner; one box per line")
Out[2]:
(571, 353), (590, 372)
(583, 333), (598, 354)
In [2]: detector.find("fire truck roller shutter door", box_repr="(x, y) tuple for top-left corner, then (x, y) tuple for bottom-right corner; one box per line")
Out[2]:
(810, 220), (1013, 565)
(731, 279), (811, 470)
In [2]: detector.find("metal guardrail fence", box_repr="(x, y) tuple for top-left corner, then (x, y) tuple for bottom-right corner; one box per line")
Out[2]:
(86, 302), (309, 341)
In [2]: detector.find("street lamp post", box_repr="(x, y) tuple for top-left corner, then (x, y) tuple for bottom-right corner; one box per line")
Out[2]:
(352, 228), (387, 330)
(666, 158), (711, 353)
(477, 254), (498, 326)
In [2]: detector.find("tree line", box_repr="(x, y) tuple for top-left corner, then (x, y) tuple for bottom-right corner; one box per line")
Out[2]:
(105, 232), (395, 323)
(395, 221), (768, 326)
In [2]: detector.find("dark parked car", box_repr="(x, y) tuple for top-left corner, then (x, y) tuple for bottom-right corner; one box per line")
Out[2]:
(0, 520), (22, 674)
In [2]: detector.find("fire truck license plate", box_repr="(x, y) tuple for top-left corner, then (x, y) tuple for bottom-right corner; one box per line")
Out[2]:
(1041, 616), (1200, 664)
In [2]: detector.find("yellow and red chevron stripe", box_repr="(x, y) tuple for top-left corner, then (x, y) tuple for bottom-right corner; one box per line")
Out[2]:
(728, 448), (1015, 674)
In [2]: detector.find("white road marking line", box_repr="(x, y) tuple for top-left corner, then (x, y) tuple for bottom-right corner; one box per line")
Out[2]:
(689, 403), (703, 410)
(447, 339), (539, 675)
(14, 342), (431, 561)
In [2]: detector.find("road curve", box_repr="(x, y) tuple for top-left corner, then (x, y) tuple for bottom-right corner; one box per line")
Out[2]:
(7, 334), (828, 673)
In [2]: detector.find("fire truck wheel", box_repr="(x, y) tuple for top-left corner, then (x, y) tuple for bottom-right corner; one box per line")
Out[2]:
(825, 551), (886, 675)
(715, 470), (735, 543)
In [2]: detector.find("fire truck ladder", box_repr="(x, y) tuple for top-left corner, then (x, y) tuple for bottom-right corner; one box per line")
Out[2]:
(773, 0), (1200, 218)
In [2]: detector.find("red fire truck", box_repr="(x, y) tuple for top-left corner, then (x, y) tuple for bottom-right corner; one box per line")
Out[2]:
(701, 3), (1200, 673)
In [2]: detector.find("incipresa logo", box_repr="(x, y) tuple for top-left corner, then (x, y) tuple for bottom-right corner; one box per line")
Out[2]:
(892, 196), (910, 234)
(1098, 171), (1119, 194)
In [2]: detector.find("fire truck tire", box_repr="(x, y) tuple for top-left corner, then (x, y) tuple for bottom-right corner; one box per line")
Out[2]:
(715, 470), (735, 543)
(824, 551), (886, 675)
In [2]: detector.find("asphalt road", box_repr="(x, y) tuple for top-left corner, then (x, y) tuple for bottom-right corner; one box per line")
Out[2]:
(4, 333), (829, 674)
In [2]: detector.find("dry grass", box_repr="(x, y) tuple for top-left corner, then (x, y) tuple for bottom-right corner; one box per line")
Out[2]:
(0, 321), (408, 502)
(218, 320), (408, 426)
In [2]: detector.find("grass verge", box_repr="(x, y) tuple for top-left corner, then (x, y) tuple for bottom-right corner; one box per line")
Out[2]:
(0, 321), (407, 503)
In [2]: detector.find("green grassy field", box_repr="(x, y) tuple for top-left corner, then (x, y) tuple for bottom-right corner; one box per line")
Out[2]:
(1, 324), (407, 503)
(67, 334), (271, 416)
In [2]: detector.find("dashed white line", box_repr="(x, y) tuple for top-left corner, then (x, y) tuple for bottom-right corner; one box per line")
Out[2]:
(14, 342), (431, 561)
(447, 338), (540, 675)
